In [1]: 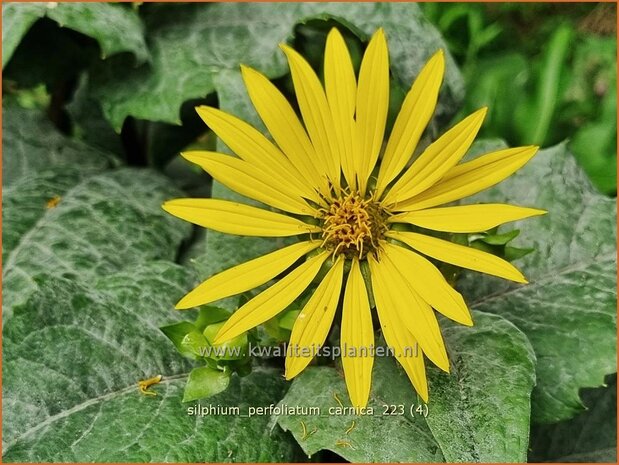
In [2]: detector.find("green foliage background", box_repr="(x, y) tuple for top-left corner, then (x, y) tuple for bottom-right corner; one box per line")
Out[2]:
(2, 2), (616, 463)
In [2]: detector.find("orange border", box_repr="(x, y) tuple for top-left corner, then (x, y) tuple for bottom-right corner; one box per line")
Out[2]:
(0, 1), (617, 465)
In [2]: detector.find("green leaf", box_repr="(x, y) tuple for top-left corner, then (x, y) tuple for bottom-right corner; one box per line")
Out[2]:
(1, 3), (46, 67)
(475, 229), (520, 245)
(458, 142), (617, 423)
(2, 101), (114, 263)
(2, 103), (191, 318)
(160, 322), (202, 360)
(3, 18), (99, 89)
(66, 74), (126, 156)
(3, 167), (191, 317)
(276, 311), (536, 462)
(529, 374), (616, 462)
(2, 100), (114, 188)
(518, 23), (573, 145)
(2, 2), (148, 67)
(279, 310), (300, 331)
(203, 322), (248, 361)
(195, 306), (231, 331)
(4, 278), (299, 463)
(2, 105), (191, 308)
(91, 2), (463, 129)
(2, 263), (195, 456)
(278, 368), (441, 463)
(182, 366), (230, 402)
(181, 331), (210, 359)
(504, 246), (534, 262)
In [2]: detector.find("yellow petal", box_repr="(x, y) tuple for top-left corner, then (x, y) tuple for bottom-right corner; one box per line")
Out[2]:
(280, 44), (340, 186)
(214, 251), (329, 343)
(368, 254), (428, 402)
(176, 240), (321, 309)
(285, 256), (345, 379)
(356, 28), (389, 194)
(325, 29), (356, 123)
(195, 105), (320, 203)
(390, 204), (547, 233)
(375, 50), (445, 198)
(325, 28), (357, 189)
(162, 198), (320, 237)
(383, 242), (473, 326)
(240, 65), (330, 197)
(341, 258), (374, 408)
(384, 108), (487, 206)
(369, 250), (450, 372)
(397, 146), (539, 211)
(182, 151), (318, 216)
(387, 231), (527, 283)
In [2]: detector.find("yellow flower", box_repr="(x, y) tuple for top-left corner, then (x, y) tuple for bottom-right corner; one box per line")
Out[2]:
(163, 28), (545, 408)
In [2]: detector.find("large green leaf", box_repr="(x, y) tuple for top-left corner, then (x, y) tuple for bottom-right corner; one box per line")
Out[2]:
(2, 101), (114, 263)
(2, 270), (300, 462)
(2, 102), (192, 317)
(2, 2), (148, 67)
(2, 264), (193, 450)
(2, 104), (190, 452)
(458, 142), (617, 423)
(529, 374), (617, 462)
(2, 167), (191, 318)
(276, 311), (536, 462)
(2, 100), (114, 188)
(90, 2), (463, 129)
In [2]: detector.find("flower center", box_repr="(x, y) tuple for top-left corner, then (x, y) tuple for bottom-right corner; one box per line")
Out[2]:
(320, 190), (388, 259)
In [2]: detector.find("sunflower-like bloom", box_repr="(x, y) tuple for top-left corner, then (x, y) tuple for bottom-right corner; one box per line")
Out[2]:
(163, 28), (544, 407)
